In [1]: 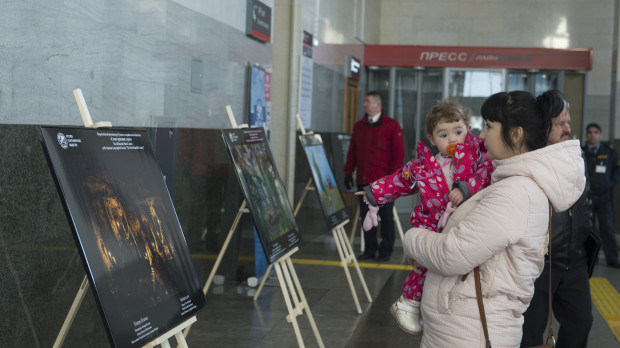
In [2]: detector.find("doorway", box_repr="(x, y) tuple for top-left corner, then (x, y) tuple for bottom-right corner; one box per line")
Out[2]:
(344, 78), (359, 134)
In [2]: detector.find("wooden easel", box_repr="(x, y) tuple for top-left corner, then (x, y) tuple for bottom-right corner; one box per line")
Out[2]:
(183, 107), (324, 348)
(267, 246), (324, 348)
(253, 115), (372, 314)
(53, 89), (195, 348)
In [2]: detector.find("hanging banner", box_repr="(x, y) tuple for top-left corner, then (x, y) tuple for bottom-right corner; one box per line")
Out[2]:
(299, 30), (314, 131)
(264, 71), (271, 129)
(250, 65), (267, 131)
(248, 64), (269, 277)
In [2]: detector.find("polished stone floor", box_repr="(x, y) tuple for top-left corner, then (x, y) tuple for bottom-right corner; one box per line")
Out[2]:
(32, 207), (620, 348)
(181, 212), (620, 348)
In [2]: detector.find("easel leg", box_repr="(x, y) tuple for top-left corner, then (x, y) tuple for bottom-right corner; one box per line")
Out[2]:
(293, 178), (313, 216)
(349, 201), (360, 245)
(253, 263), (273, 301)
(280, 259), (303, 316)
(202, 200), (247, 295)
(273, 262), (305, 348)
(144, 316), (195, 348)
(331, 228), (362, 314)
(174, 331), (189, 348)
(53, 276), (89, 348)
(284, 257), (325, 348)
(337, 226), (372, 303)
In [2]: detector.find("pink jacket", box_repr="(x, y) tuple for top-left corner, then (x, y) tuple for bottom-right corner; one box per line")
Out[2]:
(369, 132), (493, 231)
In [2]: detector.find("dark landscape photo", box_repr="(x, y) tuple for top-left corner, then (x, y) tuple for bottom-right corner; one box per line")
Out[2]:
(222, 128), (301, 263)
(40, 127), (206, 348)
(299, 134), (350, 228)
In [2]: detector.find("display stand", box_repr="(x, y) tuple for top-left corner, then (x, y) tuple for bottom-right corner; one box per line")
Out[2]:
(53, 89), (195, 348)
(142, 317), (196, 348)
(254, 115), (372, 314)
(270, 246), (324, 348)
(348, 203), (360, 247)
(184, 107), (324, 348)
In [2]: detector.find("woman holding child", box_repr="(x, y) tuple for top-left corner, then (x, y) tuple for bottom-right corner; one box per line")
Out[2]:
(402, 91), (585, 347)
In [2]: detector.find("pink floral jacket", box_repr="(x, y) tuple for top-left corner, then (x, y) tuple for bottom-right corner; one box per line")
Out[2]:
(369, 132), (493, 231)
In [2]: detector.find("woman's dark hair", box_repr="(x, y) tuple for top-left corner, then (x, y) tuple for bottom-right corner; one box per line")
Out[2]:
(480, 90), (560, 151)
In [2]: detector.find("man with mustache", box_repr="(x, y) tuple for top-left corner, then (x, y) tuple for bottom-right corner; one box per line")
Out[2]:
(521, 90), (594, 347)
(583, 122), (620, 268)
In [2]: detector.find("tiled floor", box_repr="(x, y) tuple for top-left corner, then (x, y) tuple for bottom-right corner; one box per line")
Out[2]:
(183, 212), (620, 347)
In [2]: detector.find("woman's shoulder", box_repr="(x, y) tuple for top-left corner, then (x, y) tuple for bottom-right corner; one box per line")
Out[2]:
(483, 176), (547, 205)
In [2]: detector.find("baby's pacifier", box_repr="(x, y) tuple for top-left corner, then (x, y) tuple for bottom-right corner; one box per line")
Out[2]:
(446, 143), (457, 156)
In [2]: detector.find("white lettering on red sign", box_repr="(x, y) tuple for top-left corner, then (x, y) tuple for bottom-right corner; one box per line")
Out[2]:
(420, 52), (468, 62)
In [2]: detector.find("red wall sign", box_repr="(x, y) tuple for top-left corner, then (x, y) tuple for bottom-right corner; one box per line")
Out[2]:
(364, 45), (593, 71)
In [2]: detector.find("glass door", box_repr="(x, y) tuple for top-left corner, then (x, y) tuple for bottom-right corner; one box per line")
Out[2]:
(507, 70), (562, 95)
(446, 69), (505, 135)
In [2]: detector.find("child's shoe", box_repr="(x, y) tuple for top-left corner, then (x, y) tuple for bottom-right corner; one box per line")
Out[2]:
(389, 295), (422, 335)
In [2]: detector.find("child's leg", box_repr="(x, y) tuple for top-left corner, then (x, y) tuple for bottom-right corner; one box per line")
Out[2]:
(391, 267), (427, 335)
(402, 267), (428, 301)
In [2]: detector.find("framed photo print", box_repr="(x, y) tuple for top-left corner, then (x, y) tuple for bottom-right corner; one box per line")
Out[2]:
(299, 134), (350, 228)
(328, 132), (355, 193)
(222, 127), (301, 263)
(39, 126), (206, 348)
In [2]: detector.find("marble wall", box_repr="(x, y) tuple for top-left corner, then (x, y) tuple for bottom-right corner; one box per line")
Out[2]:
(0, 0), (271, 129)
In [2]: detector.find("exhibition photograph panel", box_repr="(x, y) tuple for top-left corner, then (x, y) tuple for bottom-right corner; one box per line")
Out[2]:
(222, 128), (301, 263)
(39, 126), (206, 348)
(299, 134), (350, 228)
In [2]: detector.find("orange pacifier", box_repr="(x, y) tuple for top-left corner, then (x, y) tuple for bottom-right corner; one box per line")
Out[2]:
(446, 143), (457, 157)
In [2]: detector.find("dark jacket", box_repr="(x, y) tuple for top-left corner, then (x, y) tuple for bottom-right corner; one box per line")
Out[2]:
(344, 112), (405, 185)
(582, 142), (620, 196)
(547, 182), (593, 269)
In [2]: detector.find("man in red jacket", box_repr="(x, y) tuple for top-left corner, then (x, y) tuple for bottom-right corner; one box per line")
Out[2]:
(345, 91), (405, 261)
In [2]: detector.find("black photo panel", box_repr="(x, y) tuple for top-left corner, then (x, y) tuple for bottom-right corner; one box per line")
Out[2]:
(222, 128), (301, 263)
(39, 126), (206, 348)
(299, 134), (350, 228)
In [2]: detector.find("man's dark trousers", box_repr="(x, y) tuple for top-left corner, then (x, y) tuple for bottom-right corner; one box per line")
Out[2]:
(521, 262), (593, 347)
(357, 185), (395, 259)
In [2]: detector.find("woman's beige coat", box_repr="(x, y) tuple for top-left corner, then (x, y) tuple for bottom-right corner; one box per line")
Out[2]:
(403, 140), (585, 348)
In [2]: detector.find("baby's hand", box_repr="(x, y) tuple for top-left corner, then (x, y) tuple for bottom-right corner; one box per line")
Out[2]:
(354, 190), (368, 202)
(449, 188), (464, 206)
(408, 258), (423, 275)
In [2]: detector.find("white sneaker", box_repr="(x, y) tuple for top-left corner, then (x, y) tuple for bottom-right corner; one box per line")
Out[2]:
(389, 295), (422, 335)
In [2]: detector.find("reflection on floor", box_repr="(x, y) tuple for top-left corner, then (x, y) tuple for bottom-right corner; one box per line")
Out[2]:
(184, 213), (620, 348)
